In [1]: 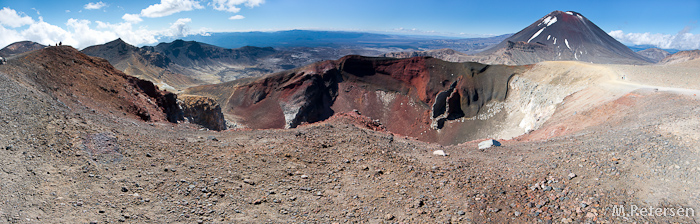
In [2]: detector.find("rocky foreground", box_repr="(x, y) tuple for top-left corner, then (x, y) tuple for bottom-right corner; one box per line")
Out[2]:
(1, 46), (700, 223)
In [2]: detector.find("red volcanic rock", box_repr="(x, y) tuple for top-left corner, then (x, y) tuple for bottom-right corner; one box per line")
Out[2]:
(187, 55), (524, 144)
(7, 46), (181, 122)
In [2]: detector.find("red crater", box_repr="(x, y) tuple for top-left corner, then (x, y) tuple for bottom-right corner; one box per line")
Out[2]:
(186, 55), (524, 144)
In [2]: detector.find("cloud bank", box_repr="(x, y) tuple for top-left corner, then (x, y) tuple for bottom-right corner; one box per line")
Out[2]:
(609, 27), (700, 50)
(0, 6), (207, 49)
(0, 0), (268, 50)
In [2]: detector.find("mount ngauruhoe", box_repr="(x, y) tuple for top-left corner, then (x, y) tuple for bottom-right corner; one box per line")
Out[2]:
(478, 10), (653, 65)
(384, 11), (653, 65)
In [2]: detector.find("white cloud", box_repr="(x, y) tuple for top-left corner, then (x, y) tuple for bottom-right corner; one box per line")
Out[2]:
(20, 19), (74, 47)
(0, 7), (35, 28)
(84, 2), (107, 10)
(122, 13), (143, 23)
(228, 15), (245, 20)
(165, 18), (190, 37)
(161, 18), (209, 38)
(95, 21), (159, 46)
(212, 0), (264, 13)
(609, 29), (700, 50)
(0, 25), (24, 48)
(65, 19), (119, 47)
(171, 18), (191, 37)
(140, 0), (204, 18)
(0, 7), (210, 50)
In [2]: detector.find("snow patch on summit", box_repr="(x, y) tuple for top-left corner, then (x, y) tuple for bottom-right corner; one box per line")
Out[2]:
(528, 27), (546, 43)
(539, 16), (557, 27)
(565, 11), (574, 15)
(544, 16), (557, 26)
(542, 16), (551, 23)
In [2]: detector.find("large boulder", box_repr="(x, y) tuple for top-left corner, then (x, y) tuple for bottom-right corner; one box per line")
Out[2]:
(478, 139), (501, 149)
(178, 94), (227, 131)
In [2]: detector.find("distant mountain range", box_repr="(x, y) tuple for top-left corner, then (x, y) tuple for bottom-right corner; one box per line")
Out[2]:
(80, 38), (400, 91)
(81, 38), (206, 91)
(628, 45), (680, 54)
(167, 30), (512, 54)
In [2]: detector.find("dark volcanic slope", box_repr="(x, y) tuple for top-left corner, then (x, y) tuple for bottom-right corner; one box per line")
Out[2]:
(0, 41), (46, 57)
(149, 40), (282, 84)
(479, 10), (652, 65)
(152, 40), (276, 68)
(186, 55), (523, 145)
(82, 39), (204, 91)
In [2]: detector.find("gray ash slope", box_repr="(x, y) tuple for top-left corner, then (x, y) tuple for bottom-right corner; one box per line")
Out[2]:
(478, 10), (653, 65)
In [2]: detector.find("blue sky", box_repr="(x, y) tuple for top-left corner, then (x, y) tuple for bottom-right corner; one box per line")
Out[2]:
(1, 0), (699, 49)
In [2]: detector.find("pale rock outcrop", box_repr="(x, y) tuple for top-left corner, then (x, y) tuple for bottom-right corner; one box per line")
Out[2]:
(178, 94), (227, 131)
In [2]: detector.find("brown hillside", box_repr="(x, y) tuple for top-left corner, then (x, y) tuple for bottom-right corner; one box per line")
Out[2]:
(1, 46), (180, 122)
